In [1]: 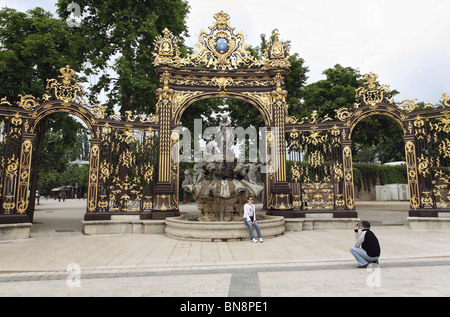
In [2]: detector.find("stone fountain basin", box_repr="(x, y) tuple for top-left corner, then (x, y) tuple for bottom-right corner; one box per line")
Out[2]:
(165, 215), (285, 242)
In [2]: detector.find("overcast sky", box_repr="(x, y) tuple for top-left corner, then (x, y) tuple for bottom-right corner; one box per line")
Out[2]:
(2, 0), (449, 103)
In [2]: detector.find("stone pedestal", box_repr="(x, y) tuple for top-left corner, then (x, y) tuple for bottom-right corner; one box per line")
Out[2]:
(165, 215), (285, 241)
(0, 223), (32, 240)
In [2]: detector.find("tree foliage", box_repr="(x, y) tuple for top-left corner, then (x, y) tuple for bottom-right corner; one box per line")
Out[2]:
(353, 163), (407, 192)
(0, 7), (86, 101)
(296, 64), (404, 163)
(39, 164), (89, 197)
(298, 64), (363, 119)
(56, 0), (190, 115)
(352, 115), (405, 163)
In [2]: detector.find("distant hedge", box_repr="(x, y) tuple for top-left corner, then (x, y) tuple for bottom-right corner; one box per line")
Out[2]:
(286, 160), (407, 193)
(353, 163), (407, 192)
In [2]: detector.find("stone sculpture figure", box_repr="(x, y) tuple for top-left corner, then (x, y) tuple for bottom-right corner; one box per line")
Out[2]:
(233, 162), (248, 180)
(203, 135), (219, 162)
(219, 114), (234, 160)
(193, 162), (205, 184)
(184, 114), (264, 221)
(247, 160), (262, 183)
(182, 170), (193, 188)
(206, 162), (219, 180)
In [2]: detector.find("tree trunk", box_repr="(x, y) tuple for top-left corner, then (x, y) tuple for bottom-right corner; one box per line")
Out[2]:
(27, 118), (47, 222)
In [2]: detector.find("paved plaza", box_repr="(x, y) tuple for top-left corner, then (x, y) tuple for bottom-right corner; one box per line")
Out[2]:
(1, 199), (450, 298)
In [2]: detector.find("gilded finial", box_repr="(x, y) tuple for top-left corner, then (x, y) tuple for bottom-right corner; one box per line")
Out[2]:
(162, 28), (170, 37)
(59, 65), (75, 84)
(210, 10), (234, 30)
(364, 72), (378, 89)
(272, 29), (280, 40)
(214, 11), (230, 26)
(46, 65), (83, 104)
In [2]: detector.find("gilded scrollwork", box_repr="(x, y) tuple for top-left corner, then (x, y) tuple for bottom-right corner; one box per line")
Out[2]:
(397, 93), (450, 113)
(93, 125), (159, 212)
(342, 145), (355, 210)
(417, 154), (430, 177)
(439, 139), (450, 158)
(5, 154), (18, 180)
(211, 77), (234, 91)
(414, 115), (426, 139)
(405, 140), (421, 209)
(17, 94), (39, 110)
(189, 11), (263, 70)
(152, 11), (289, 71)
(290, 162), (301, 183)
(355, 72), (394, 107)
(263, 30), (291, 69)
(87, 144), (100, 212)
(16, 139), (32, 214)
(240, 91), (273, 122)
(333, 73), (413, 123)
(46, 65), (84, 104)
(442, 93), (450, 107)
(89, 104), (108, 119)
(335, 107), (352, 121)
(0, 97), (11, 106)
(152, 28), (186, 68)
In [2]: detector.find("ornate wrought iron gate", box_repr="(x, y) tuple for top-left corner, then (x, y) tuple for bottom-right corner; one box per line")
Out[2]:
(285, 72), (450, 217)
(0, 112), (30, 217)
(406, 111), (450, 214)
(0, 12), (449, 225)
(287, 125), (346, 211)
(0, 66), (160, 221)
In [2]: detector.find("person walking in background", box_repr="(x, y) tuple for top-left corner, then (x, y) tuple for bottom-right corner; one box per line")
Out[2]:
(350, 220), (381, 268)
(243, 197), (263, 243)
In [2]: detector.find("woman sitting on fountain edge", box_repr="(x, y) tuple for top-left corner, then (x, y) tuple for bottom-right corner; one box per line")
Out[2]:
(243, 197), (263, 243)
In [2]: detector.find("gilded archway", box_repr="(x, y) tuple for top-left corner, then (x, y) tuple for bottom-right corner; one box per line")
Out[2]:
(0, 65), (160, 220)
(152, 11), (293, 211)
(285, 71), (450, 217)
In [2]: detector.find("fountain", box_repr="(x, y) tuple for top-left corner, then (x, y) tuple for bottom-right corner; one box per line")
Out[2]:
(165, 115), (285, 241)
(186, 161), (264, 221)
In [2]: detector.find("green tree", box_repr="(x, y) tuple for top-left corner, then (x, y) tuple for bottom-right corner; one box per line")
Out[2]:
(56, 0), (190, 116)
(352, 115), (405, 164)
(68, 128), (90, 161)
(39, 164), (89, 197)
(179, 98), (223, 133)
(0, 7), (86, 101)
(40, 115), (82, 172)
(299, 64), (404, 163)
(0, 7), (87, 221)
(299, 64), (363, 119)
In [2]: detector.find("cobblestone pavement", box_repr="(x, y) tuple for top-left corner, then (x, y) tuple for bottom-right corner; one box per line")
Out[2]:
(1, 199), (450, 298)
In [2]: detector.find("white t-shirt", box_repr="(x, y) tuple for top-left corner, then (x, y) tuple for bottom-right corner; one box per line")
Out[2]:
(243, 203), (255, 222)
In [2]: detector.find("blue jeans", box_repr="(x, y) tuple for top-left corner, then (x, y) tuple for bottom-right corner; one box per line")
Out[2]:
(350, 246), (379, 266)
(244, 218), (262, 240)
